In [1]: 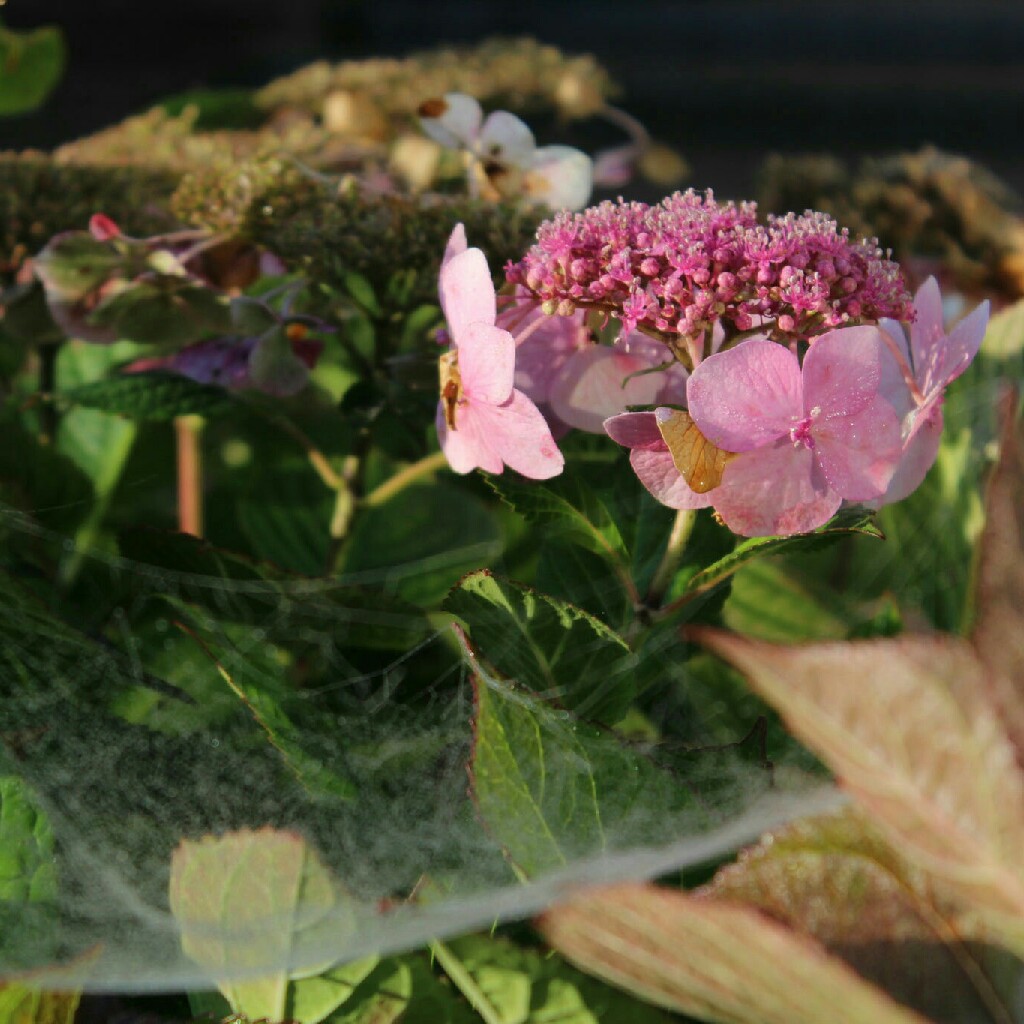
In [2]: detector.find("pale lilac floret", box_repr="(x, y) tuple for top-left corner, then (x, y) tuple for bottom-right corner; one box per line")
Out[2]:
(873, 277), (990, 504)
(686, 329), (904, 536)
(436, 225), (564, 479)
(506, 189), (912, 361)
(604, 411), (713, 510)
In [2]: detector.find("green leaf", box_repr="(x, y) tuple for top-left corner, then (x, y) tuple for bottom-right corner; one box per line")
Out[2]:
(0, 775), (61, 971)
(0, 412), (93, 535)
(0, 22), (65, 116)
(0, 777), (55, 905)
(0, 281), (62, 347)
(978, 295), (1024, 360)
(236, 458), (334, 575)
(488, 474), (628, 569)
(465, 636), (738, 878)
(535, 541), (632, 631)
(170, 827), (369, 1022)
(340, 481), (501, 606)
(539, 883), (932, 1024)
(119, 529), (429, 652)
(444, 570), (633, 724)
(437, 933), (671, 1024)
(170, 604), (357, 800)
(0, 984), (79, 1024)
(677, 507), (882, 605)
(332, 954), (478, 1024)
(722, 558), (850, 642)
(342, 272), (382, 317)
(89, 278), (231, 345)
(63, 372), (232, 421)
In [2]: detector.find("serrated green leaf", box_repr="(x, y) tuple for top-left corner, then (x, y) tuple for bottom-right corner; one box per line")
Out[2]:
(331, 954), (477, 1024)
(237, 459), (334, 575)
(535, 541), (632, 631)
(487, 474), (628, 569)
(63, 372), (231, 421)
(0, 22), (65, 116)
(722, 559), (850, 642)
(467, 641), (718, 877)
(978, 296), (1024, 360)
(0, 412), (93, 534)
(678, 507), (882, 604)
(445, 570), (633, 724)
(0, 777), (55, 905)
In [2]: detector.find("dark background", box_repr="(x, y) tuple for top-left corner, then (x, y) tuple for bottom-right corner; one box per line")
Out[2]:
(3, 0), (1024, 198)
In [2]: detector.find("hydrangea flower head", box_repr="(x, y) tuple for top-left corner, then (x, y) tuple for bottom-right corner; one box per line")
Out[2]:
(506, 189), (913, 361)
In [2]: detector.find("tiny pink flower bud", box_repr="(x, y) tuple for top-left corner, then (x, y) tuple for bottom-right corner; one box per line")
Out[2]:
(89, 213), (121, 241)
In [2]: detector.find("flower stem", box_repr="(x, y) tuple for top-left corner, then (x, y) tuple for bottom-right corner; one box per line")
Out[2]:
(175, 415), (205, 537)
(363, 450), (449, 508)
(37, 341), (61, 444)
(646, 508), (697, 607)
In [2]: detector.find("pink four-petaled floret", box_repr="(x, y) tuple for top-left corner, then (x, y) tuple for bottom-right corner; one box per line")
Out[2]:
(436, 226), (565, 479)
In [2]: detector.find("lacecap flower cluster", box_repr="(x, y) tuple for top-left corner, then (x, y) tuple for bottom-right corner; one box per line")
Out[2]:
(435, 190), (988, 537)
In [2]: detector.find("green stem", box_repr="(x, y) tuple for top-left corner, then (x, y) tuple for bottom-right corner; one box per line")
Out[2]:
(37, 341), (62, 444)
(646, 508), (697, 607)
(59, 421), (138, 589)
(363, 450), (448, 508)
(429, 939), (504, 1024)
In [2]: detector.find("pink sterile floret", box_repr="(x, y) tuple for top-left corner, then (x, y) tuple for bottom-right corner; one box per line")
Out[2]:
(604, 411), (713, 510)
(506, 189), (912, 357)
(873, 276), (990, 504)
(436, 226), (564, 479)
(686, 328), (904, 536)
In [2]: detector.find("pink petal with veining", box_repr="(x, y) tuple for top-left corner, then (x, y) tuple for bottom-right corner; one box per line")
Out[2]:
(878, 403), (945, 506)
(439, 247), (496, 340)
(604, 411), (665, 451)
(550, 346), (678, 434)
(473, 389), (564, 479)
(713, 442), (841, 537)
(687, 339), (802, 451)
(436, 400), (503, 475)
(458, 322), (515, 405)
(630, 450), (713, 510)
(802, 326), (887, 420)
(814, 393), (903, 501)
